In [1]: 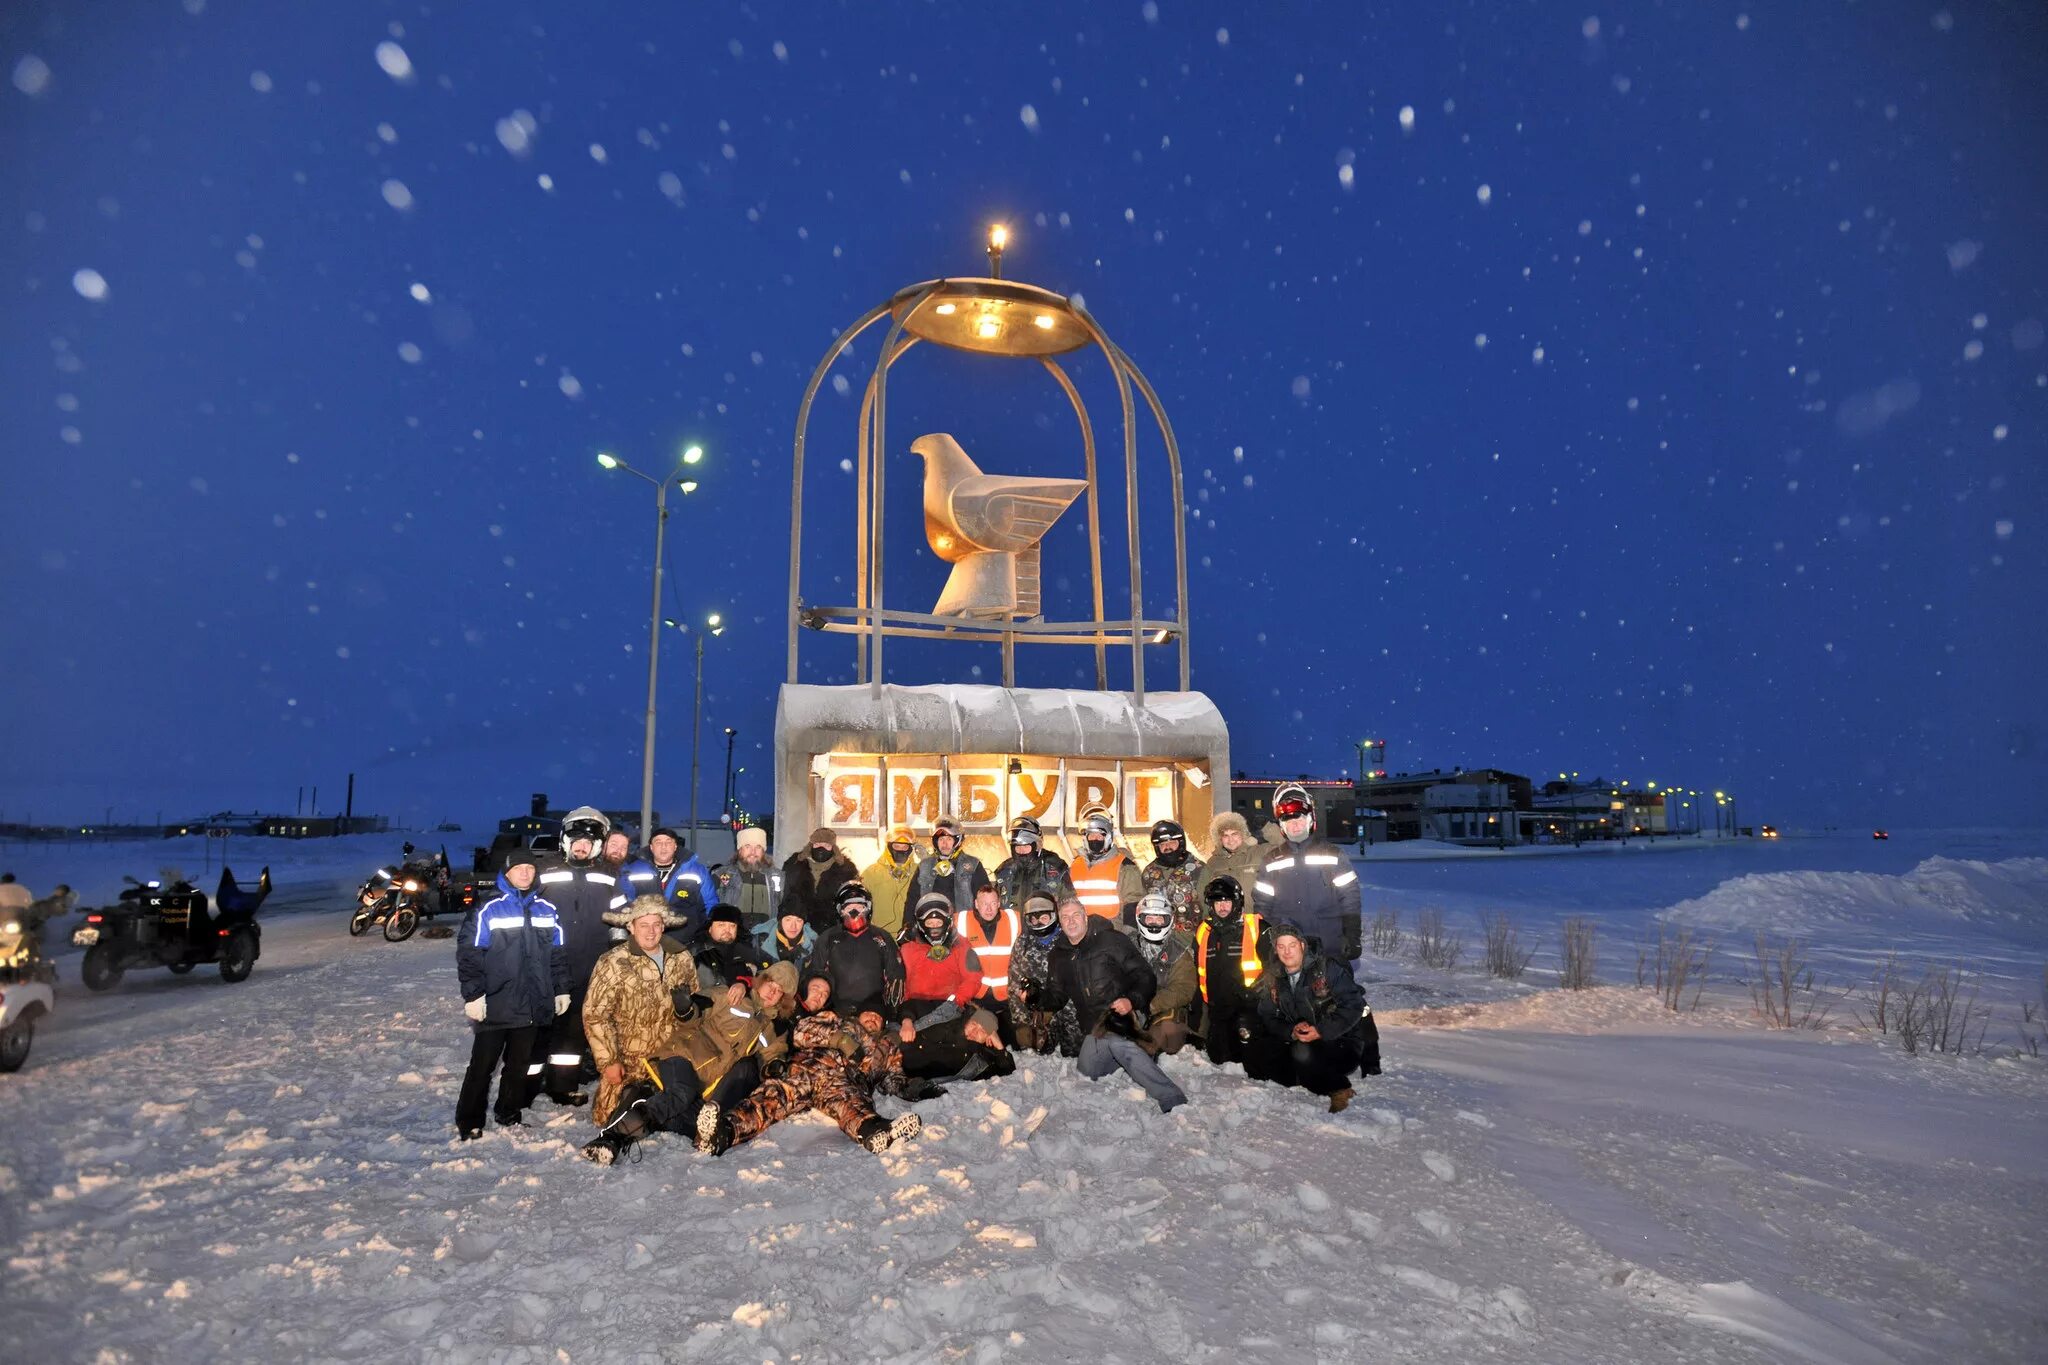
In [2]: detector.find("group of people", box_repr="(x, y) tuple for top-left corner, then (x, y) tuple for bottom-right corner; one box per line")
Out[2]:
(451, 783), (1383, 1165)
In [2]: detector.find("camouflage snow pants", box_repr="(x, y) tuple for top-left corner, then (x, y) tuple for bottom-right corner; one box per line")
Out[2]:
(723, 1049), (878, 1147)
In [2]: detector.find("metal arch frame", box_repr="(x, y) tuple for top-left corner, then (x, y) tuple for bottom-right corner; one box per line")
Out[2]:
(787, 278), (1191, 703)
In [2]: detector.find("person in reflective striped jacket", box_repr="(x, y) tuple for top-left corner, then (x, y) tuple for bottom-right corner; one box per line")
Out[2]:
(1250, 784), (1362, 961)
(454, 850), (569, 1138)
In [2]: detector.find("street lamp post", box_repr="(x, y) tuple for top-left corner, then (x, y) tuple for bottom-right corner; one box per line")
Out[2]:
(691, 613), (725, 846)
(722, 727), (738, 826)
(600, 444), (703, 842)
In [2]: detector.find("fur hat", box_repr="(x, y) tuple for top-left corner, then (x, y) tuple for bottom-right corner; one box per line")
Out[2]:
(707, 902), (744, 929)
(807, 826), (837, 848)
(755, 960), (800, 1014)
(603, 892), (690, 929)
(1208, 810), (1251, 844)
(736, 826), (768, 853)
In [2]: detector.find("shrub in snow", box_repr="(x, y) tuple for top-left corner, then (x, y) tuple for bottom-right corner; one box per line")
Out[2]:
(1415, 908), (1464, 971)
(1746, 933), (1834, 1029)
(1558, 916), (1596, 991)
(2019, 965), (2046, 1058)
(1369, 906), (1402, 957)
(1481, 912), (1535, 980)
(1636, 924), (1712, 1012)
(1858, 953), (1992, 1056)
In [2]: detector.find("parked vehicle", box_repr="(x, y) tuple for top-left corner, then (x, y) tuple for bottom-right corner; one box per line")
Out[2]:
(0, 907), (57, 1072)
(73, 867), (272, 991)
(1872, 829), (1889, 841)
(350, 847), (485, 941)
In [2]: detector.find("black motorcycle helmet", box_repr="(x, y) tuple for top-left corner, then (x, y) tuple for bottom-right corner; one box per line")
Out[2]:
(834, 882), (873, 929)
(1149, 819), (1187, 864)
(1008, 815), (1042, 853)
(1205, 874), (1245, 918)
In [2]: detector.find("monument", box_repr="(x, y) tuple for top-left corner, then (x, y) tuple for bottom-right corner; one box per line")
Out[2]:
(775, 227), (1230, 869)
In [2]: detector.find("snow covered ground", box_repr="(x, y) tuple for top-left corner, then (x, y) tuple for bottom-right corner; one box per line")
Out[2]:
(3, 831), (2044, 1362)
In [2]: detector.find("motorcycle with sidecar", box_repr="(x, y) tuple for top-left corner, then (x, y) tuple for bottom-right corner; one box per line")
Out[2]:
(73, 866), (272, 991)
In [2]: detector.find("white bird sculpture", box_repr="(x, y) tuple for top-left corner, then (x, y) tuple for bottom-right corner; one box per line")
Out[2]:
(911, 432), (1088, 620)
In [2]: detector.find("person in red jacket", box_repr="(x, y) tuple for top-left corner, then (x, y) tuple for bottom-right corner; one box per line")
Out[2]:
(896, 891), (985, 1044)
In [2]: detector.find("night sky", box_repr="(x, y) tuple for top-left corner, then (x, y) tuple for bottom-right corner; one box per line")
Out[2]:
(3, 2), (2043, 831)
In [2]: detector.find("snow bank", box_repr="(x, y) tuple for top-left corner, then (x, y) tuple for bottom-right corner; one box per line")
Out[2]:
(1658, 856), (2048, 937)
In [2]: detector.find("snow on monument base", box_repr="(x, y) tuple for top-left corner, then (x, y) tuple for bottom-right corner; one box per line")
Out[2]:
(774, 682), (1229, 865)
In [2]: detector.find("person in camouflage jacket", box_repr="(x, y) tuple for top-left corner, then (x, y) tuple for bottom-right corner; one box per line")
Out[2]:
(697, 976), (932, 1156)
(994, 816), (1075, 913)
(582, 895), (703, 1127)
(1140, 819), (1207, 934)
(1010, 894), (1081, 1057)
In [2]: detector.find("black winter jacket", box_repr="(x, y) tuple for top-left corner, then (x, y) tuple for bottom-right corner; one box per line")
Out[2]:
(689, 929), (774, 991)
(1038, 917), (1158, 1035)
(804, 922), (906, 1018)
(911, 850), (992, 915)
(456, 875), (567, 1029)
(534, 861), (620, 992)
(1252, 943), (1367, 1042)
(1253, 836), (1363, 960)
(781, 850), (862, 933)
(995, 849), (1075, 911)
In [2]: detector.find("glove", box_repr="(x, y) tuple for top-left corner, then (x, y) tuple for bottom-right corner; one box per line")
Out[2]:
(554, 994), (570, 1016)
(899, 1077), (948, 1101)
(463, 997), (487, 1022)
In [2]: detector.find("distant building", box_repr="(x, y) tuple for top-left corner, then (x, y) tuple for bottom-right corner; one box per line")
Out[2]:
(1359, 768), (1534, 842)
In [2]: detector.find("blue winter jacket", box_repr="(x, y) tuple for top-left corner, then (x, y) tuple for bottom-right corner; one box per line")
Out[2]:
(614, 857), (712, 939)
(457, 873), (568, 1030)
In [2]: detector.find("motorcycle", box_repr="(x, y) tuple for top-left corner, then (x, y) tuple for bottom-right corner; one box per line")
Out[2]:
(350, 850), (478, 942)
(1, 904), (59, 1072)
(73, 866), (272, 991)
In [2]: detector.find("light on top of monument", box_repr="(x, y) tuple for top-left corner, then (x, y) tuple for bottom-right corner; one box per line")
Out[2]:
(988, 223), (1008, 250)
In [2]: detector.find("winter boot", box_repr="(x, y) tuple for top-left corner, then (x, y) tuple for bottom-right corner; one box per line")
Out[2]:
(858, 1112), (922, 1154)
(581, 1133), (626, 1166)
(1327, 1086), (1354, 1114)
(599, 1083), (656, 1145)
(695, 1101), (730, 1155)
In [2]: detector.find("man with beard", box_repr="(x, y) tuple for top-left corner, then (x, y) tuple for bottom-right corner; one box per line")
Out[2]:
(711, 826), (783, 932)
(690, 902), (773, 994)
(1140, 819), (1206, 934)
(1244, 923), (1378, 1112)
(781, 827), (861, 934)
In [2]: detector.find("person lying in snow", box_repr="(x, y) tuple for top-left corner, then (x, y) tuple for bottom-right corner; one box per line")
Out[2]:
(900, 1006), (1015, 1084)
(1242, 922), (1379, 1114)
(581, 895), (800, 1165)
(695, 974), (938, 1157)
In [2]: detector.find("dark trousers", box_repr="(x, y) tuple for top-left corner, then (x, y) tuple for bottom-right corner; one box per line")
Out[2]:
(456, 1025), (539, 1131)
(1202, 994), (1253, 1067)
(537, 992), (590, 1102)
(639, 1055), (764, 1132)
(1244, 1030), (1364, 1097)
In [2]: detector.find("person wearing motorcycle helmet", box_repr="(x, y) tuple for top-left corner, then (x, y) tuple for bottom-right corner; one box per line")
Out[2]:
(780, 827), (861, 934)
(1069, 807), (1143, 923)
(530, 804), (616, 1108)
(1011, 892), (1079, 1056)
(1252, 784), (1363, 963)
(861, 825), (920, 939)
(1141, 818), (1206, 934)
(1125, 891), (1198, 1055)
(802, 881), (905, 1024)
(1193, 874), (1272, 1067)
(995, 814), (1074, 915)
(913, 816), (991, 917)
(897, 891), (984, 1043)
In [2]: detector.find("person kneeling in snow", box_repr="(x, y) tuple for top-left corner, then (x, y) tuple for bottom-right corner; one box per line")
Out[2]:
(580, 894), (708, 1162)
(1242, 923), (1379, 1113)
(1035, 898), (1188, 1114)
(696, 975), (936, 1157)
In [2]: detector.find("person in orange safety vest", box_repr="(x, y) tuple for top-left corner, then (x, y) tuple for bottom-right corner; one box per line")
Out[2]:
(1193, 874), (1274, 1067)
(1068, 809), (1143, 924)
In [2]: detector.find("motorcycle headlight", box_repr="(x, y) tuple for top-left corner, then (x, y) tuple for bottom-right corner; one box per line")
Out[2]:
(1, 920), (17, 935)
(403, 880), (421, 892)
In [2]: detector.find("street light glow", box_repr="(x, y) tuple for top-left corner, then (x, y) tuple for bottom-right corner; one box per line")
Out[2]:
(679, 480), (699, 494)
(597, 452), (619, 469)
(707, 612), (722, 628)
(989, 223), (1008, 250)
(682, 444), (704, 465)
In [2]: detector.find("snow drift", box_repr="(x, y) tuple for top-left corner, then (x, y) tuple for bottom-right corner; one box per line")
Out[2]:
(1657, 856), (2048, 937)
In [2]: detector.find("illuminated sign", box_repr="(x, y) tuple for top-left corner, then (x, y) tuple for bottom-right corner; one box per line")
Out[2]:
(816, 755), (1195, 836)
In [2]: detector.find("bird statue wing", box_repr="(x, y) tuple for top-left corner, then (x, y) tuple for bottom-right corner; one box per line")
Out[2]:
(949, 474), (1088, 553)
